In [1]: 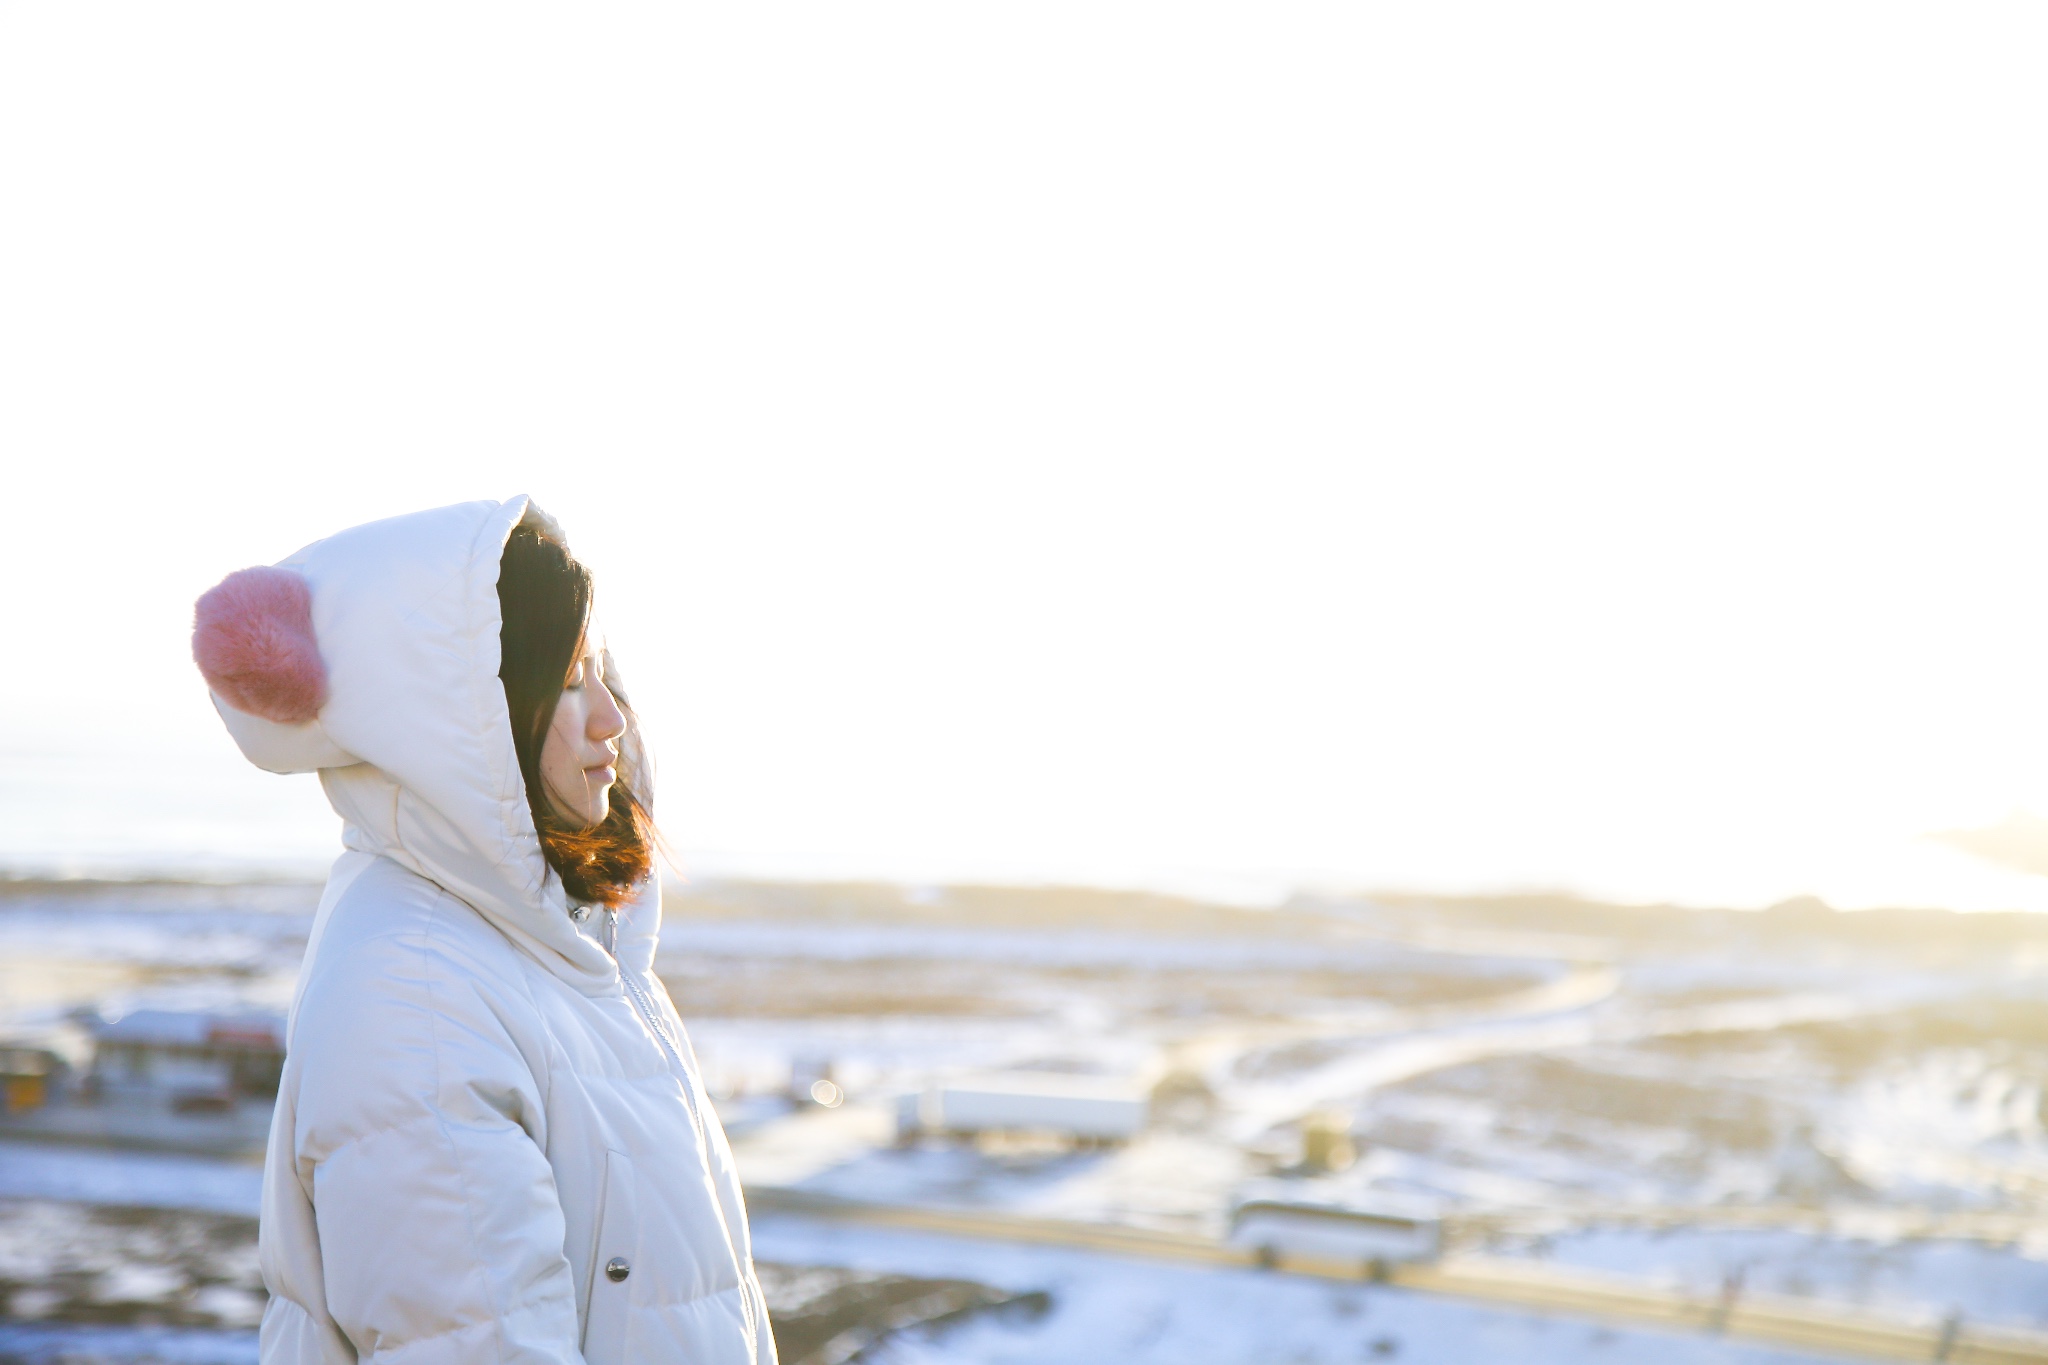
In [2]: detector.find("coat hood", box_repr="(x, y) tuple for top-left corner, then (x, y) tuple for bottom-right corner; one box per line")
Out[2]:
(199, 496), (641, 996)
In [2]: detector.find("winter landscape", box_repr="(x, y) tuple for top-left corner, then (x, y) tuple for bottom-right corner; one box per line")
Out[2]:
(3, 875), (2046, 1363)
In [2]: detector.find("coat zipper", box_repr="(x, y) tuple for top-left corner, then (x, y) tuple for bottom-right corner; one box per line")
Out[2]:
(602, 906), (708, 1144)
(598, 905), (760, 1353)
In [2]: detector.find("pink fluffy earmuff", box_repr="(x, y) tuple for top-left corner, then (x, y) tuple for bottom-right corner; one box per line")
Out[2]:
(192, 567), (328, 724)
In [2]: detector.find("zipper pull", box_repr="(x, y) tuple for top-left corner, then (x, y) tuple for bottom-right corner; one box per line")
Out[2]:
(602, 905), (619, 957)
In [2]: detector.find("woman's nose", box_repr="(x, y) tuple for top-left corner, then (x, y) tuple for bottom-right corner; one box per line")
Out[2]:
(589, 679), (627, 742)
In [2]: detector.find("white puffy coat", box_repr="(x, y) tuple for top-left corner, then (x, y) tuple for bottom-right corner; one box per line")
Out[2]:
(210, 497), (774, 1365)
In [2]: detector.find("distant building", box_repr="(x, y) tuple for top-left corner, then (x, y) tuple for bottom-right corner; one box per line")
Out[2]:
(898, 1071), (1150, 1144)
(89, 1010), (285, 1112)
(0, 1044), (68, 1113)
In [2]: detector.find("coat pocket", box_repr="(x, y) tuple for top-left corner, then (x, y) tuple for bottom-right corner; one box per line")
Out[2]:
(581, 1149), (641, 1365)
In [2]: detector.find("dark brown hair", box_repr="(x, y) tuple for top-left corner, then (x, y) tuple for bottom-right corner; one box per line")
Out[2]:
(497, 519), (655, 909)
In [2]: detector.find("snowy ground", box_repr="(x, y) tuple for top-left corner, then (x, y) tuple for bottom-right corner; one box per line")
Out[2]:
(0, 1147), (262, 1218)
(6, 876), (2048, 1361)
(1512, 1226), (2048, 1333)
(748, 1215), (1847, 1365)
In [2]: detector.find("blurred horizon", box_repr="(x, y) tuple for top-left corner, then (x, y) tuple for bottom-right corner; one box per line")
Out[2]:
(7, 740), (2048, 916)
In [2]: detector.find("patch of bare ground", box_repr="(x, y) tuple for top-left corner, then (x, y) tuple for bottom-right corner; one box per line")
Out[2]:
(1378, 1053), (1787, 1155)
(744, 1262), (1050, 1364)
(661, 955), (1543, 1021)
(0, 1202), (263, 1330)
(1352, 890), (2048, 967)
(662, 957), (1037, 1017)
(669, 879), (1308, 939)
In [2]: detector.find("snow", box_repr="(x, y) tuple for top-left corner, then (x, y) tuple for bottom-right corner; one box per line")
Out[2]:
(10, 876), (2048, 1360)
(1521, 1226), (2048, 1332)
(0, 1145), (262, 1217)
(0, 1323), (258, 1365)
(750, 1214), (1848, 1365)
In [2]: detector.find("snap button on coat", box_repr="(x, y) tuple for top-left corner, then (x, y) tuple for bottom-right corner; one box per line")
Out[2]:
(606, 1257), (632, 1283)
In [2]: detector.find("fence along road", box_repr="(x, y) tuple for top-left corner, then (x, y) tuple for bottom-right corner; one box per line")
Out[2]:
(749, 1188), (2048, 1365)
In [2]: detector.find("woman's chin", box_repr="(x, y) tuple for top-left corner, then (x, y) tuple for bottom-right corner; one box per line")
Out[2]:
(546, 789), (610, 830)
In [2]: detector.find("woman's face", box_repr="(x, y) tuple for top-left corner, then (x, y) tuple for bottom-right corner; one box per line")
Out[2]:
(539, 636), (627, 829)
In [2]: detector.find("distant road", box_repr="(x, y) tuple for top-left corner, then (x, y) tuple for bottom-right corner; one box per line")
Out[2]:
(1190, 964), (1622, 1137)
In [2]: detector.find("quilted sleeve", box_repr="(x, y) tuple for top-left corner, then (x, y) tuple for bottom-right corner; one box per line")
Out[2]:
(284, 889), (583, 1365)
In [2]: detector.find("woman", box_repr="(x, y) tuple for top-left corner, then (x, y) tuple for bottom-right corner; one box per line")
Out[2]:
(192, 497), (774, 1365)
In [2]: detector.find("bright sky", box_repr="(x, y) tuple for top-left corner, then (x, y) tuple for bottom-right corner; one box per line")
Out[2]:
(5, 6), (2048, 909)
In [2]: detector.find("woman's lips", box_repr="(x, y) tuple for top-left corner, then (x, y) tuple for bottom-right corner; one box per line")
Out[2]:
(586, 764), (616, 785)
